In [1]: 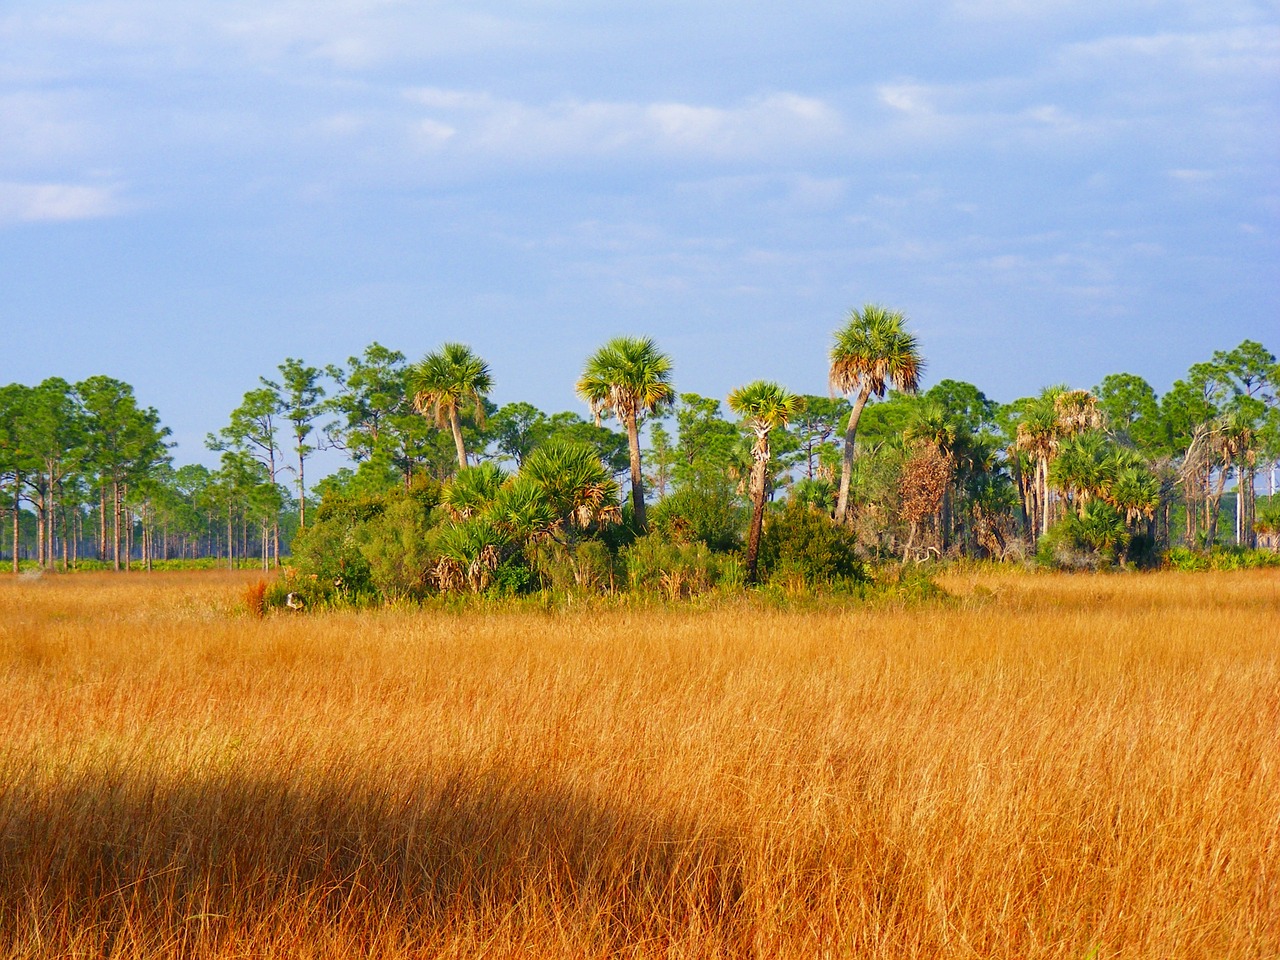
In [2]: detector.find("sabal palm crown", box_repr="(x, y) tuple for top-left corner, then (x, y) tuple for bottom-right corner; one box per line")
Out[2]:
(829, 304), (923, 399)
(728, 381), (806, 455)
(829, 304), (923, 523)
(576, 336), (674, 532)
(520, 440), (622, 535)
(576, 336), (675, 423)
(410, 343), (493, 469)
(728, 380), (805, 584)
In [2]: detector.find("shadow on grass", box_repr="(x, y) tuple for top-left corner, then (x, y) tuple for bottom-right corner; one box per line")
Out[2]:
(0, 763), (749, 957)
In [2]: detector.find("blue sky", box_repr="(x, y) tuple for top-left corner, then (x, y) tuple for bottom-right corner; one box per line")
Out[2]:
(2, 1), (1277, 468)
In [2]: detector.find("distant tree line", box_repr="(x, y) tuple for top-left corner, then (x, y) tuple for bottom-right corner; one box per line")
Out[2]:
(2, 320), (1277, 586)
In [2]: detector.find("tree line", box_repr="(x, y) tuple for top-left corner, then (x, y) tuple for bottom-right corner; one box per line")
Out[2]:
(2, 313), (1277, 587)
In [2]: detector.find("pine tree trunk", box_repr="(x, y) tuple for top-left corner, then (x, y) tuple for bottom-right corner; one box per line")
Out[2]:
(298, 441), (307, 530)
(112, 479), (122, 571)
(11, 479), (19, 574)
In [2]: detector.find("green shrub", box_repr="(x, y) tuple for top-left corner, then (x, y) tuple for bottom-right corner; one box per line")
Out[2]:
(1165, 546), (1280, 571)
(355, 496), (436, 600)
(650, 482), (744, 552)
(622, 534), (726, 598)
(759, 501), (867, 588)
(285, 480), (441, 604)
(530, 539), (617, 594)
(1038, 502), (1129, 570)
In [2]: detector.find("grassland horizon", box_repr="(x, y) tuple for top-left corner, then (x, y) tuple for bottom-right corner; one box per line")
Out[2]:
(2, 569), (1276, 958)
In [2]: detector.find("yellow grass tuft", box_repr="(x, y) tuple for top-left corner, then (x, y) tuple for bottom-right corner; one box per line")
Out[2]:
(1, 568), (1277, 958)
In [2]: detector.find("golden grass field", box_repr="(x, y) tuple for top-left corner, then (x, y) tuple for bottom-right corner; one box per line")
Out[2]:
(1, 569), (1277, 959)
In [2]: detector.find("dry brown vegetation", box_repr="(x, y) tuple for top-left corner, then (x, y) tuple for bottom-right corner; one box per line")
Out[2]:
(1, 569), (1277, 958)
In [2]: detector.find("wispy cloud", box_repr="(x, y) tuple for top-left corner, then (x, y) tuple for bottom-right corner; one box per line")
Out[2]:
(0, 181), (123, 224)
(401, 89), (845, 164)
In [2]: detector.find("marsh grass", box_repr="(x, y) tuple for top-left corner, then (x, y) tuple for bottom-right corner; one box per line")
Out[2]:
(1, 569), (1277, 957)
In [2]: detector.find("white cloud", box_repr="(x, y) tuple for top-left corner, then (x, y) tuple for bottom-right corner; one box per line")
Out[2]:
(400, 88), (844, 163)
(877, 83), (935, 115)
(0, 181), (123, 224)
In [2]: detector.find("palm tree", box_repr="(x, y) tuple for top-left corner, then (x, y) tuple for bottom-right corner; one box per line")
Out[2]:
(727, 381), (805, 584)
(576, 336), (675, 532)
(519, 440), (623, 537)
(829, 305), (923, 524)
(1014, 393), (1058, 536)
(1049, 431), (1114, 517)
(409, 343), (493, 470)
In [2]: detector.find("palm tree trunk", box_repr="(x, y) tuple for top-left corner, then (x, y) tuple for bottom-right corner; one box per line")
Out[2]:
(1039, 456), (1051, 537)
(835, 389), (871, 524)
(625, 411), (647, 532)
(745, 455), (769, 584)
(449, 408), (468, 469)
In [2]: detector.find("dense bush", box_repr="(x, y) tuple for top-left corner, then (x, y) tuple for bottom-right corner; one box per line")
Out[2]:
(1038, 502), (1130, 570)
(649, 482), (744, 552)
(758, 501), (867, 588)
(530, 539), (617, 594)
(1165, 546), (1280, 571)
(275, 479), (440, 606)
(621, 534), (742, 598)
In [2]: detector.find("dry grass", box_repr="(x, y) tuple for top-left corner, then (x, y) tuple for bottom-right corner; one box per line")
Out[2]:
(1, 568), (1277, 958)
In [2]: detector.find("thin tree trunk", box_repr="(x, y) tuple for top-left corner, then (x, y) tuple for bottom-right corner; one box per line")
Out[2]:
(745, 455), (768, 585)
(112, 479), (121, 571)
(625, 411), (647, 532)
(835, 389), (871, 525)
(59, 494), (68, 572)
(124, 487), (132, 572)
(297, 443), (307, 530)
(11, 477), (19, 574)
(35, 481), (44, 569)
(1206, 466), (1229, 548)
(449, 408), (468, 470)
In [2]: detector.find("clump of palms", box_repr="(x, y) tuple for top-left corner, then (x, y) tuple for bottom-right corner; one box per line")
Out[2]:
(441, 463), (507, 520)
(829, 305), (923, 524)
(727, 381), (805, 584)
(576, 337), (675, 532)
(430, 440), (621, 594)
(410, 343), (493, 470)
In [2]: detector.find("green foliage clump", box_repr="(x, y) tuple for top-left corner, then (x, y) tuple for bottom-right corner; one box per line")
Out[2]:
(529, 539), (617, 594)
(1165, 546), (1280, 571)
(355, 496), (437, 600)
(649, 482), (744, 553)
(1038, 502), (1130, 570)
(758, 501), (868, 588)
(621, 534), (742, 598)
(279, 479), (440, 605)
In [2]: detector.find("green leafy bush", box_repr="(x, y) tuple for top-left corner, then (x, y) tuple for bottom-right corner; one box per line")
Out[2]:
(622, 534), (730, 598)
(1038, 502), (1129, 570)
(758, 501), (867, 588)
(649, 482), (744, 552)
(355, 496), (436, 600)
(1165, 546), (1280, 571)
